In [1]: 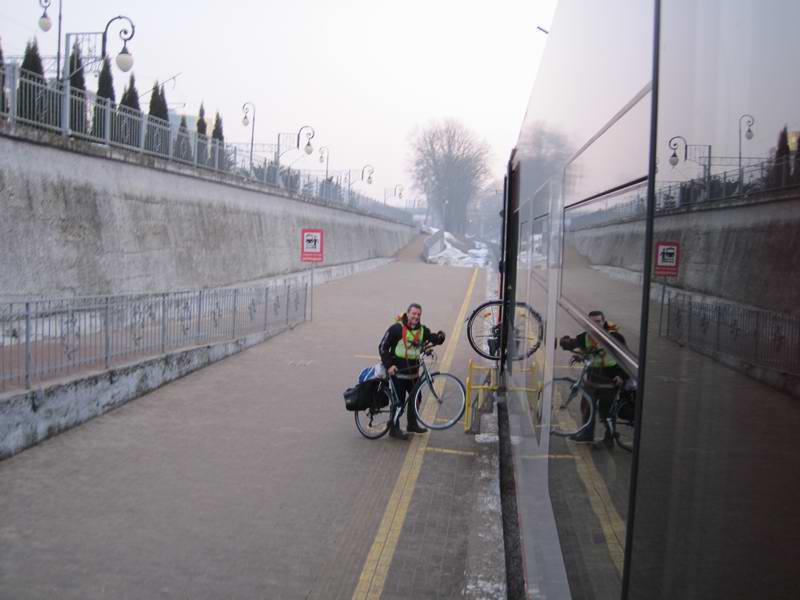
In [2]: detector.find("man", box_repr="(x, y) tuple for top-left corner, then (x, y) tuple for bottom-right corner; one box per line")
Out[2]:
(379, 303), (446, 440)
(559, 310), (628, 444)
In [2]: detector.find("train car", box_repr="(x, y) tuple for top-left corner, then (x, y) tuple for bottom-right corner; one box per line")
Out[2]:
(495, 1), (800, 598)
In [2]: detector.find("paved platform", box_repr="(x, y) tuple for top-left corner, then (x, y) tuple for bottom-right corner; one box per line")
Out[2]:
(0, 250), (499, 599)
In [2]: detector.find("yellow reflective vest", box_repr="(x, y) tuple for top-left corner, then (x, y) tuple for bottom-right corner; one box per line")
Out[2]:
(394, 325), (425, 360)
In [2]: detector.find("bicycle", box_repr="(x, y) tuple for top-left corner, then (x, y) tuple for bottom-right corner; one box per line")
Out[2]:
(354, 344), (467, 439)
(466, 299), (543, 361)
(547, 349), (636, 452)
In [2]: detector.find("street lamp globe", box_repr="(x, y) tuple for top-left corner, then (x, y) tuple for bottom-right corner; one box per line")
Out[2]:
(319, 154), (324, 163)
(38, 11), (52, 32)
(242, 114), (250, 127)
(745, 127), (754, 141)
(304, 141), (314, 155)
(669, 152), (679, 167)
(367, 175), (373, 184)
(115, 44), (134, 72)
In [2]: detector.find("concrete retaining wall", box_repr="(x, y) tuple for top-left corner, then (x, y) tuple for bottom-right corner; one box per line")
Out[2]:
(0, 132), (416, 297)
(568, 194), (800, 314)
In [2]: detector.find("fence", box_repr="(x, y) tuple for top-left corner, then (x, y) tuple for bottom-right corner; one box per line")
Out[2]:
(0, 63), (413, 226)
(660, 292), (800, 377)
(567, 155), (800, 232)
(0, 280), (309, 393)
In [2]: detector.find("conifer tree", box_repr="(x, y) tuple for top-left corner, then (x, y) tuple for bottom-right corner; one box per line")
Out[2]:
(120, 73), (140, 111)
(770, 126), (791, 188)
(176, 115), (190, 161)
(96, 57), (115, 103)
(148, 82), (161, 117)
(212, 111), (224, 142)
(18, 40), (46, 123)
(197, 103), (207, 136)
(68, 43), (86, 132)
(0, 37), (6, 113)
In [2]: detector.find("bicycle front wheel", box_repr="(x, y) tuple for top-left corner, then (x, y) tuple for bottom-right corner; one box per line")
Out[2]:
(412, 372), (466, 430)
(466, 300), (543, 361)
(550, 384), (595, 438)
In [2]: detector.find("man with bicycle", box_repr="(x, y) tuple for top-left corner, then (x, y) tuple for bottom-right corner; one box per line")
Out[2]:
(559, 310), (628, 445)
(379, 303), (446, 440)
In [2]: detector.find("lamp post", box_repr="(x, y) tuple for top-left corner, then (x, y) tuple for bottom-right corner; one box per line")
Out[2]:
(275, 125), (315, 172)
(38, 0), (63, 80)
(394, 184), (404, 200)
(241, 102), (256, 176)
(738, 113), (755, 189)
(101, 15), (136, 72)
(668, 135), (712, 199)
(361, 164), (374, 184)
(319, 146), (330, 180)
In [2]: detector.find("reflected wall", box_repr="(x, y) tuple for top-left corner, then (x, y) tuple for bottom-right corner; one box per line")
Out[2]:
(628, 1), (800, 598)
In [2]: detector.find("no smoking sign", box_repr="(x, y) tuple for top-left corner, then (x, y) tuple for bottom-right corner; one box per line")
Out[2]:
(301, 228), (324, 262)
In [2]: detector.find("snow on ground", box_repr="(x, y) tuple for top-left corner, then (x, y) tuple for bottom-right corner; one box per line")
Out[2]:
(426, 234), (491, 268)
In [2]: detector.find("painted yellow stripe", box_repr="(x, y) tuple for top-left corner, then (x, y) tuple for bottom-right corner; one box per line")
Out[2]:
(352, 267), (479, 600)
(426, 447), (476, 457)
(554, 394), (626, 575)
(520, 454), (575, 460)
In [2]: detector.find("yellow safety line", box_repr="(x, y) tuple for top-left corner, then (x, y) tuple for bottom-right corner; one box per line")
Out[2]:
(554, 394), (626, 575)
(352, 267), (479, 600)
(520, 454), (575, 460)
(426, 447), (476, 457)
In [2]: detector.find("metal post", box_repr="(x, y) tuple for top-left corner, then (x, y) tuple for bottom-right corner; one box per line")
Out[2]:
(715, 304), (721, 352)
(754, 310), (761, 363)
(305, 281), (309, 323)
(192, 131), (199, 167)
(24, 302), (32, 389)
(103, 97), (112, 144)
(310, 265), (314, 322)
(104, 297), (111, 369)
(687, 296), (693, 346)
(8, 64), (18, 131)
(157, 292), (165, 353)
(139, 112), (146, 153)
(658, 283), (666, 336)
(196, 290), (203, 340)
(705, 146), (711, 201)
(264, 287), (269, 331)
(232, 288), (239, 338)
(214, 140), (220, 171)
(286, 284), (291, 326)
(61, 34), (72, 137)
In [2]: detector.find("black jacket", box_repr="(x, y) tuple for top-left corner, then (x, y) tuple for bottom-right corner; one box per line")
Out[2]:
(379, 316), (445, 373)
(560, 329), (629, 382)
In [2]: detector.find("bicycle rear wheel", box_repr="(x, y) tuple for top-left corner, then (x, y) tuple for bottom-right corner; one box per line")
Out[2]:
(354, 387), (393, 439)
(611, 406), (635, 452)
(550, 383), (595, 438)
(466, 300), (543, 361)
(412, 372), (466, 430)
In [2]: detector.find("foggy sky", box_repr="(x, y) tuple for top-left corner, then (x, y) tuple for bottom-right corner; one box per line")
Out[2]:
(1, 0), (556, 206)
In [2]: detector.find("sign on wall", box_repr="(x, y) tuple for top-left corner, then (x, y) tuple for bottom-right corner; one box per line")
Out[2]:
(654, 241), (680, 276)
(301, 228), (324, 262)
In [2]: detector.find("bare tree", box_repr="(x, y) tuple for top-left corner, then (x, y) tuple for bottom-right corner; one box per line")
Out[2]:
(410, 119), (490, 235)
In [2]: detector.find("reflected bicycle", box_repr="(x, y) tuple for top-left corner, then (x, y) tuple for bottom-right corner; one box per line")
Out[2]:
(466, 299), (543, 361)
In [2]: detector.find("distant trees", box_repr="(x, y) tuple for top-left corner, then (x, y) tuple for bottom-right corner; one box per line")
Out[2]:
(769, 126), (791, 188)
(68, 43), (87, 133)
(409, 119), (490, 235)
(91, 57), (115, 139)
(147, 81), (168, 121)
(0, 38), (6, 113)
(17, 40), (49, 125)
(120, 73), (140, 111)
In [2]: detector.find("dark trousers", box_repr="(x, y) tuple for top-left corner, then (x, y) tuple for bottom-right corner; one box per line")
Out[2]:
(581, 378), (616, 436)
(391, 376), (420, 428)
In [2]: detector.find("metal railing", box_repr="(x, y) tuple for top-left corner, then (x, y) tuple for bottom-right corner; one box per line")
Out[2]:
(567, 155), (800, 231)
(0, 280), (309, 393)
(661, 292), (800, 377)
(0, 63), (413, 226)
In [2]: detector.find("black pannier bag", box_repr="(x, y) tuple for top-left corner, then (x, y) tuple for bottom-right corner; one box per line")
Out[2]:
(343, 379), (385, 411)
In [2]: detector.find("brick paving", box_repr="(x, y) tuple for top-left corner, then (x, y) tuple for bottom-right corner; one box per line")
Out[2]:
(0, 247), (493, 599)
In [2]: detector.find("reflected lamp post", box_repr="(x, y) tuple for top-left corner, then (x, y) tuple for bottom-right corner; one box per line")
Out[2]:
(738, 113), (755, 189)
(362, 164), (374, 184)
(241, 102), (256, 175)
(668, 135), (712, 198)
(319, 146), (330, 180)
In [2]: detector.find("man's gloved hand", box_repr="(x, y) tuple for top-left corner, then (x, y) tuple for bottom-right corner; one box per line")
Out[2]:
(436, 330), (446, 344)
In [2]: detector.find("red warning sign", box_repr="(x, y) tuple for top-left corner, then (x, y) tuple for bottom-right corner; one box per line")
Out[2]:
(654, 241), (679, 276)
